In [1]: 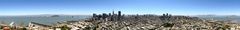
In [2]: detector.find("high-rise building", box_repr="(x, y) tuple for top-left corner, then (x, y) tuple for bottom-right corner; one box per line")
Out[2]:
(112, 11), (115, 15)
(93, 13), (97, 18)
(118, 11), (121, 20)
(118, 11), (121, 16)
(109, 13), (112, 16)
(102, 13), (108, 19)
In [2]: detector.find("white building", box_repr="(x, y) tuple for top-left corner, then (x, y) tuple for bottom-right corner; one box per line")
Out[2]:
(28, 22), (51, 30)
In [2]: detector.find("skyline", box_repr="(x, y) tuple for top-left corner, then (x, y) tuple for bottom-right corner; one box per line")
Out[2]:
(0, 0), (240, 16)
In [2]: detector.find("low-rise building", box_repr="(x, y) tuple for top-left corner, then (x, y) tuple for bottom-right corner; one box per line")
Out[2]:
(28, 22), (51, 30)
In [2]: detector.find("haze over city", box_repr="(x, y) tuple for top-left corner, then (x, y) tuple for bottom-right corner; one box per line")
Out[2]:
(0, 0), (240, 16)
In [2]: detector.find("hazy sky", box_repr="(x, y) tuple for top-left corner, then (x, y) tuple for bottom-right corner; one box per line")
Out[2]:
(0, 0), (240, 15)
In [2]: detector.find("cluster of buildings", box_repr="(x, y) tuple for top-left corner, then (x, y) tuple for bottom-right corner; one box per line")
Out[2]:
(1, 11), (240, 30)
(92, 11), (123, 21)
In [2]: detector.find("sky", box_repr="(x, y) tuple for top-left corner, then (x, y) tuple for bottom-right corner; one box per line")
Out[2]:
(0, 0), (240, 16)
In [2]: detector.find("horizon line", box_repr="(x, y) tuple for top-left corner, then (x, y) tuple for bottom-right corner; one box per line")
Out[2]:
(0, 14), (239, 16)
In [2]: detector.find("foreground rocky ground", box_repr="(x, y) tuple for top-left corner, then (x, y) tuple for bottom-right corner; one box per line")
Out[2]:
(55, 15), (240, 30)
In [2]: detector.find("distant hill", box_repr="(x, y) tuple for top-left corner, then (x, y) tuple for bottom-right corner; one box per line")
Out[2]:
(191, 15), (240, 23)
(0, 14), (91, 25)
(0, 14), (91, 17)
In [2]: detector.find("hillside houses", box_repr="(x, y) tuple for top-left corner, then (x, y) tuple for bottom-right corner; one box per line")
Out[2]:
(28, 22), (52, 30)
